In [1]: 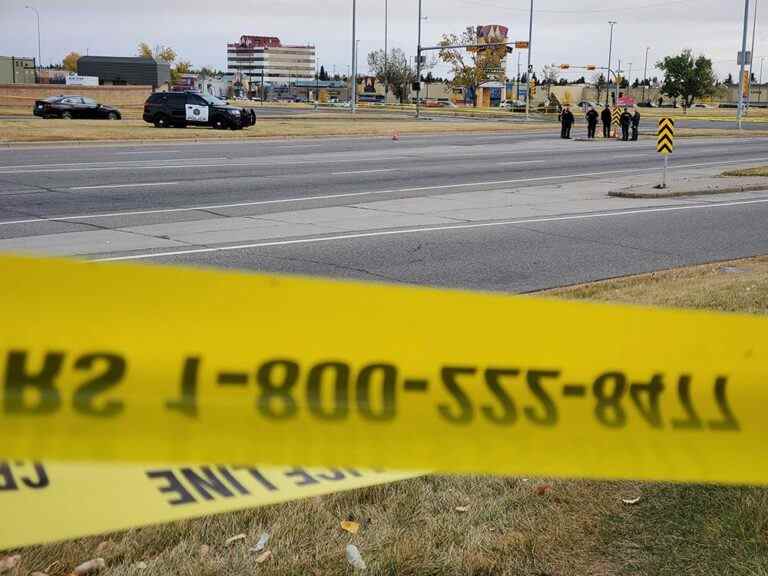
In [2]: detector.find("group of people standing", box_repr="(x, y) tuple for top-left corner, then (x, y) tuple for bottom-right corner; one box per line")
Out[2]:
(559, 105), (640, 141)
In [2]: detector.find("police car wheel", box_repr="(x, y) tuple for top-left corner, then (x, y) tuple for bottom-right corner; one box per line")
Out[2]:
(213, 118), (227, 130)
(61, 111), (73, 120)
(154, 115), (169, 128)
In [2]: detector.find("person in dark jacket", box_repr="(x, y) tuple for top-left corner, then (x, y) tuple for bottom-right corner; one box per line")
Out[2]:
(559, 105), (575, 139)
(601, 105), (612, 138)
(619, 107), (632, 141)
(631, 108), (641, 141)
(585, 105), (599, 139)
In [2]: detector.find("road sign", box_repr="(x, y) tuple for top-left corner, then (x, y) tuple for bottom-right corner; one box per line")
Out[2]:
(657, 118), (674, 155)
(657, 117), (675, 188)
(738, 51), (753, 66)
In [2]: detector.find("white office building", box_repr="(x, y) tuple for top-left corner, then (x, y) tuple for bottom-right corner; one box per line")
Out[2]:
(227, 35), (315, 85)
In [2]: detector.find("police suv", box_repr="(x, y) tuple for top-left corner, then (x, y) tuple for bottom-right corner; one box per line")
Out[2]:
(142, 91), (256, 130)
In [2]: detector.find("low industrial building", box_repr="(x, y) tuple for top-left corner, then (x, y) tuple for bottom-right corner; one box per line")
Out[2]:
(0, 56), (37, 84)
(77, 56), (171, 89)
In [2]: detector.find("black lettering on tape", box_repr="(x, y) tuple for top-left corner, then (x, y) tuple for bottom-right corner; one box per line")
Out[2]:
(4, 351), (64, 415)
(73, 353), (126, 417)
(0, 462), (18, 491)
(285, 467), (319, 487)
(234, 467), (279, 492)
(180, 467), (235, 501)
(146, 469), (196, 506)
(20, 462), (49, 489)
(316, 468), (346, 482)
(217, 466), (251, 496)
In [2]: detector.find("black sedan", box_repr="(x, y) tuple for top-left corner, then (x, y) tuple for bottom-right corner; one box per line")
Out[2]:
(33, 96), (122, 120)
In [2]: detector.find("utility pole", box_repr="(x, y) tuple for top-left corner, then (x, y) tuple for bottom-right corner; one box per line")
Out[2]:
(416, 0), (423, 118)
(25, 5), (41, 75)
(738, 0), (751, 129)
(384, 0), (388, 103)
(607, 21), (617, 107)
(760, 56), (766, 103)
(627, 62), (633, 98)
(351, 0), (357, 113)
(748, 0), (759, 112)
(525, 0), (534, 119)
(642, 46), (650, 103)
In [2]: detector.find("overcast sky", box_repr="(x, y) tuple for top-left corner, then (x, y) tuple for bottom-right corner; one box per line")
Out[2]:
(0, 0), (763, 82)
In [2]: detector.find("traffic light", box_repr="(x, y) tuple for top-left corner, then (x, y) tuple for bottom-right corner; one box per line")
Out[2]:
(586, 65), (597, 71)
(559, 64), (570, 70)
(529, 79), (537, 96)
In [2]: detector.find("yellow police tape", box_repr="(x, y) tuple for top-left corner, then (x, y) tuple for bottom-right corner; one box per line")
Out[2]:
(0, 460), (418, 549)
(1, 254), (767, 487)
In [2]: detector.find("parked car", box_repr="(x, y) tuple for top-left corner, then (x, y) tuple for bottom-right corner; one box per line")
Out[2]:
(500, 99), (526, 110)
(576, 100), (598, 112)
(33, 96), (121, 120)
(142, 91), (256, 130)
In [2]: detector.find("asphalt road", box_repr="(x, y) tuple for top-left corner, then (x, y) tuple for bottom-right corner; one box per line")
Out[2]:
(1, 130), (767, 292)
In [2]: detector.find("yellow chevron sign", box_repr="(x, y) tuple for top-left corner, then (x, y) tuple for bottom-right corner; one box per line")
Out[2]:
(657, 118), (675, 155)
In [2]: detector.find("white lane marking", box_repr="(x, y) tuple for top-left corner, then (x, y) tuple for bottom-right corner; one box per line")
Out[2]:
(0, 157), (229, 170)
(113, 150), (183, 155)
(4, 156), (768, 227)
(95, 197), (768, 262)
(611, 153), (651, 159)
(332, 168), (398, 175)
(496, 160), (547, 166)
(68, 182), (181, 191)
(0, 155), (408, 175)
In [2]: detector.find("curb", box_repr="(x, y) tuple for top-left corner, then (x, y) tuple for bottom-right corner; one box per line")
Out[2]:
(609, 182), (768, 199)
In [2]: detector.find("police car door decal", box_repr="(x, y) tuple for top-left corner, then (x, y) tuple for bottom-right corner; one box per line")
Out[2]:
(185, 104), (209, 122)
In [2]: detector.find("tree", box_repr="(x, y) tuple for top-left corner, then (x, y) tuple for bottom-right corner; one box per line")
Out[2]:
(137, 42), (176, 64)
(593, 72), (607, 103)
(541, 65), (559, 97)
(62, 52), (80, 72)
(367, 48), (415, 103)
(438, 27), (507, 106)
(319, 65), (329, 81)
(657, 50), (716, 107)
(725, 72), (734, 86)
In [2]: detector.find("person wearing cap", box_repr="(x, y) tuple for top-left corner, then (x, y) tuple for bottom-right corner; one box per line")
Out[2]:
(601, 104), (612, 138)
(619, 107), (632, 141)
(559, 105), (575, 139)
(631, 108), (641, 141)
(585, 105), (599, 139)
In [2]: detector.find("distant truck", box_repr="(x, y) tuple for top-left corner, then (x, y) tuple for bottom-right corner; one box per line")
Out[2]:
(142, 91), (256, 130)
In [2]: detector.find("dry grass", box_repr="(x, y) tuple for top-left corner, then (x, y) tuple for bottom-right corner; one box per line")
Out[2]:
(0, 118), (551, 144)
(722, 166), (768, 177)
(8, 256), (768, 575)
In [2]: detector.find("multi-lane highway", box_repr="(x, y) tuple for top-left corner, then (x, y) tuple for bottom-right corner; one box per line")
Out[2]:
(1, 131), (767, 291)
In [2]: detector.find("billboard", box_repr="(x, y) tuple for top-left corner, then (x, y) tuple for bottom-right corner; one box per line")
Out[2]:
(476, 25), (509, 50)
(476, 24), (509, 81)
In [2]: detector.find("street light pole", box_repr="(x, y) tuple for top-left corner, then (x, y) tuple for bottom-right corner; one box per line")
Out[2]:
(642, 46), (650, 103)
(748, 0), (759, 111)
(607, 21), (617, 107)
(384, 0), (388, 103)
(738, 0), (751, 129)
(627, 62), (633, 98)
(416, 0), (423, 118)
(525, 0), (534, 120)
(760, 56), (766, 103)
(25, 5), (41, 75)
(351, 0), (357, 113)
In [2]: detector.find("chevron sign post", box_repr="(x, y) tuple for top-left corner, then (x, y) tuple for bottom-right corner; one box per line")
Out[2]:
(657, 118), (675, 188)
